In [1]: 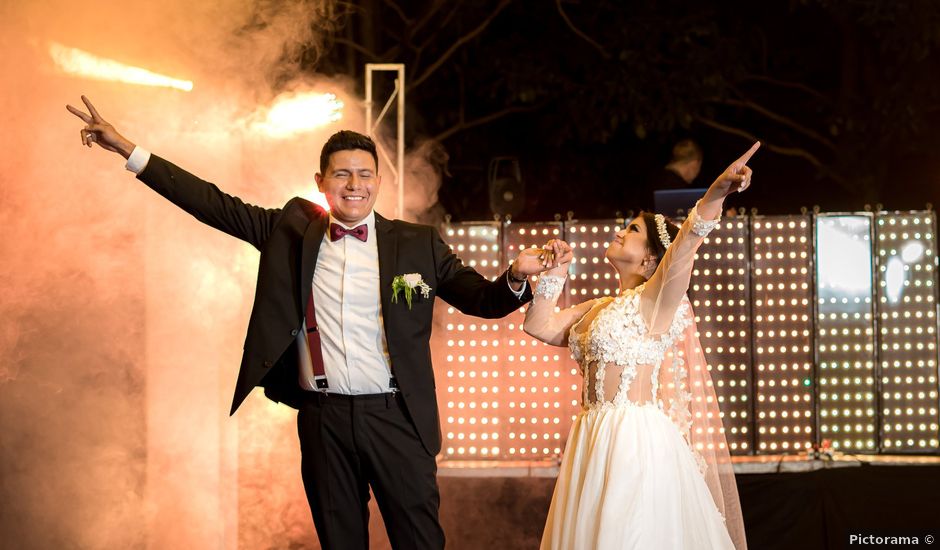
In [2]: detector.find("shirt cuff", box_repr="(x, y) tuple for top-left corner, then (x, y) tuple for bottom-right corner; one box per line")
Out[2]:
(507, 273), (528, 298)
(125, 146), (151, 174)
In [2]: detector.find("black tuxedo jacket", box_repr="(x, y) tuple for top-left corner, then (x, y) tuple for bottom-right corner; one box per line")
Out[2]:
(137, 155), (532, 455)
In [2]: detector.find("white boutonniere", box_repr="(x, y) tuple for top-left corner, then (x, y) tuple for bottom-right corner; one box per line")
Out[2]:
(391, 273), (432, 309)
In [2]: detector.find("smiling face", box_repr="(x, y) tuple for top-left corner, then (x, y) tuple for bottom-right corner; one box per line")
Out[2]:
(605, 216), (657, 277)
(315, 149), (381, 225)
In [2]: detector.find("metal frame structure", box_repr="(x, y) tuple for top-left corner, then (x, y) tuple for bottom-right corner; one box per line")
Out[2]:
(365, 63), (406, 219)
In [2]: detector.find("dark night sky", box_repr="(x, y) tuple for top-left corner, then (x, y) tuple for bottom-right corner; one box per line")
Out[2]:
(315, 0), (940, 221)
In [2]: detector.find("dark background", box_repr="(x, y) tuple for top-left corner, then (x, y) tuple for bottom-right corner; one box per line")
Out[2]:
(298, 0), (940, 220)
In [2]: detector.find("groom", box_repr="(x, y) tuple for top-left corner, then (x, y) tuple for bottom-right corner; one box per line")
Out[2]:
(68, 96), (564, 549)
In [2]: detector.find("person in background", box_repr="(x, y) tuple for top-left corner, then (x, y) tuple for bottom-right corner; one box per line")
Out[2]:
(650, 138), (704, 191)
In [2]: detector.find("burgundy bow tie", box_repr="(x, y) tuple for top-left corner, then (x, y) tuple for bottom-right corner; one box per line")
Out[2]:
(329, 223), (368, 242)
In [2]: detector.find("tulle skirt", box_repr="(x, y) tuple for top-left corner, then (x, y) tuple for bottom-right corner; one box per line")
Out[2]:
(540, 402), (735, 550)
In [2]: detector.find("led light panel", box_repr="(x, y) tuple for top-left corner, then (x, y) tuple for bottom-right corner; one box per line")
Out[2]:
(875, 211), (940, 452)
(816, 215), (877, 452)
(689, 216), (752, 454)
(752, 216), (815, 454)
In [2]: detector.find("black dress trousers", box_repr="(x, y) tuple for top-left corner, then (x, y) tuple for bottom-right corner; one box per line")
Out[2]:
(297, 391), (445, 550)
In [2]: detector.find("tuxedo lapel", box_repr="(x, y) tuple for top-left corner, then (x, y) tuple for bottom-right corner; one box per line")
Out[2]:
(375, 213), (398, 349)
(300, 208), (329, 310)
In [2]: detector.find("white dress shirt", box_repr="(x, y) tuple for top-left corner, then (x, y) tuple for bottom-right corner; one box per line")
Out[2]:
(296, 210), (395, 394)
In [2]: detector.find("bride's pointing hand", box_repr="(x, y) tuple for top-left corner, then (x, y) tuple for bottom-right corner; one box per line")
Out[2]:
(707, 141), (760, 199)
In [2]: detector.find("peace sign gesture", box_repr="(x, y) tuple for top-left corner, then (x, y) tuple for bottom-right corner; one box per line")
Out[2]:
(66, 95), (136, 158)
(708, 141), (760, 198)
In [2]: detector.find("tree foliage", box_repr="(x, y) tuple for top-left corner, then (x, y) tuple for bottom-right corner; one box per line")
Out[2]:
(309, 0), (940, 215)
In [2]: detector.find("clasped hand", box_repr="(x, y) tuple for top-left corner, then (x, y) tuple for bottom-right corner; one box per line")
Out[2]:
(512, 239), (574, 279)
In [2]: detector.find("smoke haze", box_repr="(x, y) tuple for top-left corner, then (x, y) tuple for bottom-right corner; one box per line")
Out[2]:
(0, 1), (433, 548)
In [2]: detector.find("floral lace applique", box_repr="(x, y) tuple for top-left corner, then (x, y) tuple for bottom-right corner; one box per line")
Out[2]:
(666, 353), (694, 438)
(535, 274), (565, 300)
(568, 289), (709, 475)
(663, 350), (709, 475)
(688, 201), (721, 237)
(568, 285), (692, 407)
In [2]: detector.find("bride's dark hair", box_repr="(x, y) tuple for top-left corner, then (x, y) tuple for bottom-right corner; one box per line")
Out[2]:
(639, 212), (680, 261)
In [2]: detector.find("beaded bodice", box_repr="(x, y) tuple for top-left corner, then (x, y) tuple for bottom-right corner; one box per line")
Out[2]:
(568, 284), (692, 408)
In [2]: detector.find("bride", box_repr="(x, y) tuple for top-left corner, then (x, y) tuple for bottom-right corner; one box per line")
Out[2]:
(523, 143), (760, 549)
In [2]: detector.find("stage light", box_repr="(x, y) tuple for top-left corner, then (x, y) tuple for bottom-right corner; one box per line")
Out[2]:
(884, 257), (905, 304)
(50, 42), (193, 91)
(503, 222), (575, 457)
(752, 216), (815, 453)
(690, 217), (751, 454)
(435, 212), (940, 462)
(436, 223), (503, 459)
(816, 215), (877, 452)
(817, 216), (873, 293)
(249, 91), (344, 138)
(876, 212), (940, 452)
(565, 221), (622, 299)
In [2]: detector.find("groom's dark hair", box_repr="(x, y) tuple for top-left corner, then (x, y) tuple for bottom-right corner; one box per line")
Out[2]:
(320, 130), (379, 173)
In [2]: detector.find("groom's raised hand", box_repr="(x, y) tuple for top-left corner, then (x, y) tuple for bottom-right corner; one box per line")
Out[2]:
(66, 95), (136, 159)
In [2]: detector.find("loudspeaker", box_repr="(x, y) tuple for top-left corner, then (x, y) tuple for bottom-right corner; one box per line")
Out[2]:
(488, 156), (525, 218)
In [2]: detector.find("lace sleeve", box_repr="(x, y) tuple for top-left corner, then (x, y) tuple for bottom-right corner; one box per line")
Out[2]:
(535, 274), (565, 299)
(523, 273), (597, 347)
(640, 200), (721, 334)
(690, 202), (721, 236)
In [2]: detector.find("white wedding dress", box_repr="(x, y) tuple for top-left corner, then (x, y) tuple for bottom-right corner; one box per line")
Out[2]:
(527, 204), (746, 550)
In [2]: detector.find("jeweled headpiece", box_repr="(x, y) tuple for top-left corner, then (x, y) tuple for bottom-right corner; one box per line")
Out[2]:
(654, 214), (672, 249)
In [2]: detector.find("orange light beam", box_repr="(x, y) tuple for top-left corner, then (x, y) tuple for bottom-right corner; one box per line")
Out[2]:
(250, 92), (344, 138)
(49, 42), (193, 92)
